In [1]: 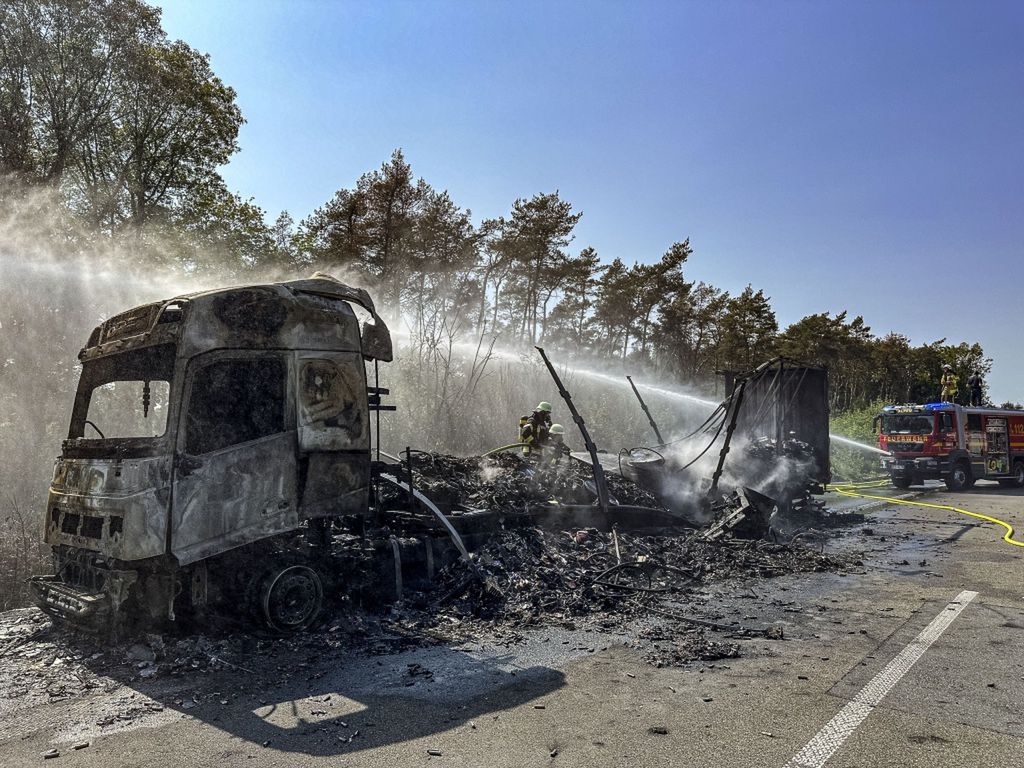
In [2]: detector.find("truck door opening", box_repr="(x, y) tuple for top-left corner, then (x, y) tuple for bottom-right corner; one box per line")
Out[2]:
(172, 354), (297, 565)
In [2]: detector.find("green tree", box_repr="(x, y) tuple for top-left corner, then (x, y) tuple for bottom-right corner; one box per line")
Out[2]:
(653, 280), (728, 382)
(473, 216), (514, 334)
(778, 311), (873, 410)
(632, 240), (691, 358)
(406, 188), (479, 339)
(298, 187), (369, 270)
(546, 246), (602, 350)
(592, 257), (636, 357)
(870, 333), (916, 405)
(718, 286), (778, 372)
(170, 177), (277, 273)
(906, 340), (990, 405)
(0, 0), (163, 182)
(104, 40), (242, 228)
(0, 1), (242, 230)
(500, 192), (582, 343)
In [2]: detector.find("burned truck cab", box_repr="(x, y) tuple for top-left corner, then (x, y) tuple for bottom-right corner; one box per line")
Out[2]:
(32, 275), (392, 631)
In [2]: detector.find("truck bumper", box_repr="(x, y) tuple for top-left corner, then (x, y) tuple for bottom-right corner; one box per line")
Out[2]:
(30, 575), (110, 625)
(882, 456), (945, 479)
(30, 566), (138, 633)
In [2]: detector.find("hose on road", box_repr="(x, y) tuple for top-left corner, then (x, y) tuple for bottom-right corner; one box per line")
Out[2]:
(830, 482), (1024, 549)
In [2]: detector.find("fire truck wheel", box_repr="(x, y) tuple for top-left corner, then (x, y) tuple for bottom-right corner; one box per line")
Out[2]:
(1011, 460), (1024, 488)
(258, 564), (324, 632)
(944, 461), (971, 491)
(892, 476), (912, 489)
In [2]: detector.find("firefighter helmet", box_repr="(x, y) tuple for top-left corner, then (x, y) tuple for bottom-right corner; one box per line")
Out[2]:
(536, 401), (552, 413)
(549, 423), (565, 435)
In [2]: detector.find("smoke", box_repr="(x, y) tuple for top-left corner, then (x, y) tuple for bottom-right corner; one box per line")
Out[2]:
(1, 189), (177, 507)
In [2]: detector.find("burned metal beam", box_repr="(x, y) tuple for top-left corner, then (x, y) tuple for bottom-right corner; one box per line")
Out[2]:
(709, 378), (747, 498)
(626, 375), (665, 444)
(535, 346), (610, 517)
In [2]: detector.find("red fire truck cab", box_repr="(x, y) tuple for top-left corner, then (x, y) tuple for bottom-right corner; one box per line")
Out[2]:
(876, 403), (1024, 490)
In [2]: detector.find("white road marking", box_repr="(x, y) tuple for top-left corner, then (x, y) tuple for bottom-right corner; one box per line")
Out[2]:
(783, 589), (978, 768)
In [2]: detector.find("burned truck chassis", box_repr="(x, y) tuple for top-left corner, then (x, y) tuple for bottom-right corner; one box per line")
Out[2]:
(34, 502), (486, 637)
(34, 443), (701, 638)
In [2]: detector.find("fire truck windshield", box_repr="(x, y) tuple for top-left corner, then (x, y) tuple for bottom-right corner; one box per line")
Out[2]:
(881, 414), (934, 436)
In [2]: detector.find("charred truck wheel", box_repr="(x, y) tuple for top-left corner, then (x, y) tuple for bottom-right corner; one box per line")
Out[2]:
(945, 460), (972, 491)
(257, 564), (324, 632)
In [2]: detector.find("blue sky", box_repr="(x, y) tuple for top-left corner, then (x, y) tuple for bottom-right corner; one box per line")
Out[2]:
(157, 0), (1024, 402)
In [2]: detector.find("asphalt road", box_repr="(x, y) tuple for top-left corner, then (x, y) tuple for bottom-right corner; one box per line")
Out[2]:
(2, 483), (1022, 767)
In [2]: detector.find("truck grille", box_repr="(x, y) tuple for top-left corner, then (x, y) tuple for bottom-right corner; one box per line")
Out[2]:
(81, 515), (104, 539)
(57, 510), (106, 539)
(57, 552), (109, 592)
(61, 512), (81, 535)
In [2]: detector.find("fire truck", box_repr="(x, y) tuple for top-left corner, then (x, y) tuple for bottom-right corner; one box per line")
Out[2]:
(876, 403), (1024, 490)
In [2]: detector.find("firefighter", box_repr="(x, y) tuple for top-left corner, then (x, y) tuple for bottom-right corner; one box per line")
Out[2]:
(940, 364), (958, 403)
(968, 370), (984, 407)
(520, 401), (553, 454)
(543, 423), (571, 465)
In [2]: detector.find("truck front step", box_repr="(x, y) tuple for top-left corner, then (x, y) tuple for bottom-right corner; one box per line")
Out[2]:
(30, 575), (111, 628)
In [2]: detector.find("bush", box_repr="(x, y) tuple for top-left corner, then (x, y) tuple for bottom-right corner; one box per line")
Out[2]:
(0, 496), (50, 611)
(829, 400), (888, 482)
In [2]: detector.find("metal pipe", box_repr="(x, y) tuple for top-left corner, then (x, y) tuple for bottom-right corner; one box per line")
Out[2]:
(403, 446), (415, 511)
(626, 375), (665, 444)
(375, 360), (381, 466)
(376, 473), (472, 563)
(709, 377), (748, 498)
(535, 346), (610, 517)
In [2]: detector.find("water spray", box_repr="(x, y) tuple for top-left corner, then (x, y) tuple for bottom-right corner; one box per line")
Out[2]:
(829, 433), (891, 456)
(403, 336), (892, 458)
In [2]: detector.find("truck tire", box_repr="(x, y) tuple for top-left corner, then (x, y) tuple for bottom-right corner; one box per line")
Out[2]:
(891, 476), (912, 490)
(1010, 460), (1024, 489)
(944, 461), (971, 492)
(258, 564), (323, 632)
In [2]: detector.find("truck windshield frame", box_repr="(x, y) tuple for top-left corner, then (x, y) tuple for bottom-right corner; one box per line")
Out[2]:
(67, 343), (177, 450)
(881, 414), (934, 436)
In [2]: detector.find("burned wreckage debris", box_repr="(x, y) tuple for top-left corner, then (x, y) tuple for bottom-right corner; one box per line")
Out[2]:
(28, 275), (855, 661)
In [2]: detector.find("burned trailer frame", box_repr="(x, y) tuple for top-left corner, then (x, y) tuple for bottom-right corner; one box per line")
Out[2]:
(31, 274), (398, 633)
(616, 359), (830, 523)
(722, 359), (831, 493)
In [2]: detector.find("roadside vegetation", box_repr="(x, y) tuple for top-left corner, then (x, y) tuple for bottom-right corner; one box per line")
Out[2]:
(829, 401), (888, 481)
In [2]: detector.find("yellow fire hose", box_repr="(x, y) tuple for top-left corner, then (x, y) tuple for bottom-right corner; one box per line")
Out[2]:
(482, 443), (529, 457)
(830, 482), (1024, 548)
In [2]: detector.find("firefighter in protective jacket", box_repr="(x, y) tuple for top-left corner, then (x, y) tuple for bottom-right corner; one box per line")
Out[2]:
(940, 365), (958, 403)
(543, 423), (571, 465)
(968, 371), (984, 407)
(520, 401), (552, 454)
